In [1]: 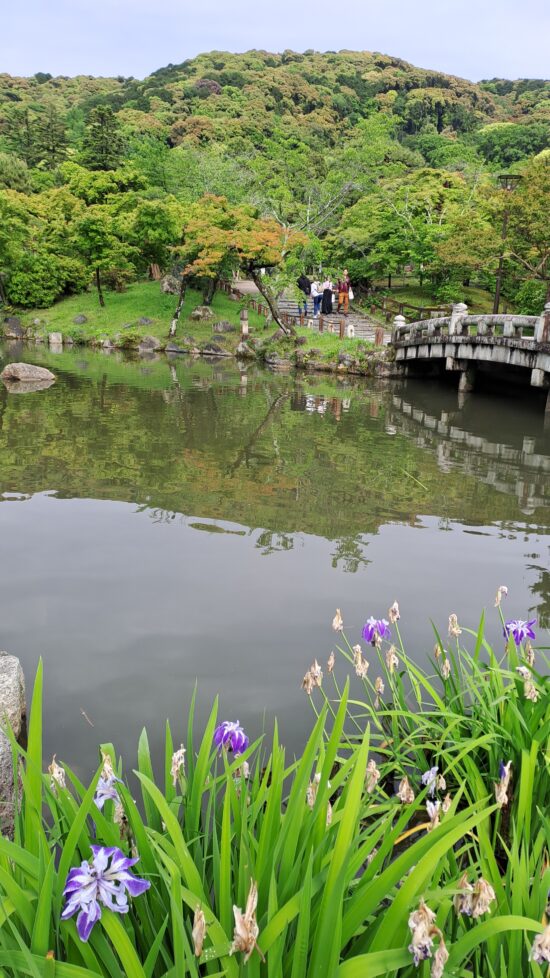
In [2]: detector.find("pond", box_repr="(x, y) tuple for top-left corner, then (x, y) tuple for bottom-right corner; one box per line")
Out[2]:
(0, 342), (549, 779)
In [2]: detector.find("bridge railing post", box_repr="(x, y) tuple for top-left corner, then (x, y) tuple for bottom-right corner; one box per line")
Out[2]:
(535, 302), (550, 343)
(392, 314), (406, 344)
(449, 302), (468, 336)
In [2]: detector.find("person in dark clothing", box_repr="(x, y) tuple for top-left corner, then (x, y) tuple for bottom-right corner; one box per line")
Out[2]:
(297, 274), (311, 316)
(321, 277), (333, 315)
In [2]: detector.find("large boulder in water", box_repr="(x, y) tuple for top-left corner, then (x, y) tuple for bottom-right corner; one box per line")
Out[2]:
(1, 362), (56, 383)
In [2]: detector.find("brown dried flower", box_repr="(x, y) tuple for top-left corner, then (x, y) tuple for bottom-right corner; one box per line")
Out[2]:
(302, 659), (323, 695)
(365, 759), (380, 794)
(441, 658), (451, 680)
(408, 901), (437, 966)
(230, 880), (263, 962)
(494, 585), (508, 608)
(353, 644), (369, 678)
(448, 614), (462, 638)
(397, 775), (415, 804)
(171, 744), (186, 787)
(332, 608), (344, 632)
(431, 935), (449, 978)
(327, 650), (335, 673)
(48, 755), (66, 792)
(530, 924), (550, 964)
(192, 905), (207, 957)
(374, 676), (385, 708)
(388, 600), (400, 624)
(385, 645), (399, 674)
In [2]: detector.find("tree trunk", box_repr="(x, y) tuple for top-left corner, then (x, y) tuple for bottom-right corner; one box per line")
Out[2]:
(202, 277), (217, 306)
(388, 273), (392, 289)
(0, 274), (7, 305)
(169, 275), (188, 337)
(249, 267), (295, 337)
(96, 268), (105, 307)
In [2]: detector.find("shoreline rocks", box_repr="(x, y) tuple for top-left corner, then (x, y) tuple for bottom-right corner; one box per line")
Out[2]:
(0, 652), (26, 837)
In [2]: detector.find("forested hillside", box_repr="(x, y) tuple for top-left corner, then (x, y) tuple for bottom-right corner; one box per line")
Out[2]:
(0, 50), (548, 313)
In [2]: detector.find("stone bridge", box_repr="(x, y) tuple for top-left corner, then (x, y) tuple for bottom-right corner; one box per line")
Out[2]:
(392, 302), (550, 410)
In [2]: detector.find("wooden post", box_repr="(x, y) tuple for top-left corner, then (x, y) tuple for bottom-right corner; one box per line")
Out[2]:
(319, 316), (324, 333)
(374, 326), (385, 346)
(339, 318), (345, 339)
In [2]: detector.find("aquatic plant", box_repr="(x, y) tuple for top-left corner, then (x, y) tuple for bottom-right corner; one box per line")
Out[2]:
(0, 593), (547, 976)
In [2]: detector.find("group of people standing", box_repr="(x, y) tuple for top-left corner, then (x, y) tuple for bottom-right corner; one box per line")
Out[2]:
(297, 271), (353, 318)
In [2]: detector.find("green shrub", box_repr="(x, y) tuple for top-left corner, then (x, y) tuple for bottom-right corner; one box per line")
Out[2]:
(6, 252), (88, 307)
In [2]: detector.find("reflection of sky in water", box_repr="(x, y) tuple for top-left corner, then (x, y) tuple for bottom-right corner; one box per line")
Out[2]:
(0, 494), (547, 781)
(0, 348), (548, 778)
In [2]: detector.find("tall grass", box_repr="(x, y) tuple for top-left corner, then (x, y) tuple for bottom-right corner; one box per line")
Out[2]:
(0, 600), (547, 976)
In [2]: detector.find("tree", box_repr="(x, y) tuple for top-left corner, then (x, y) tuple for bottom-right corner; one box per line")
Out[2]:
(505, 155), (550, 300)
(81, 106), (125, 171)
(171, 194), (306, 334)
(35, 104), (68, 169)
(0, 152), (31, 192)
(72, 206), (137, 305)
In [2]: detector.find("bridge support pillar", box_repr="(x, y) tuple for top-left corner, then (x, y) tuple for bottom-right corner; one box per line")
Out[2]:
(458, 366), (476, 393)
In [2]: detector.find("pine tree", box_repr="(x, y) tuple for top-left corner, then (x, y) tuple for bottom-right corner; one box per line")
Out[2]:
(35, 105), (68, 169)
(81, 106), (125, 171)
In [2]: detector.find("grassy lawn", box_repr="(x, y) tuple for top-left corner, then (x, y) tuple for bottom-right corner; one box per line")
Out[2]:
(365, 278), (511, 317)
(11, 281), (378, 364)
(17, 280), (266, 344)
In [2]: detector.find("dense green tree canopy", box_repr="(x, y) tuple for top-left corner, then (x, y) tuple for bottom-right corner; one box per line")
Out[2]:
(0, 51), (547, 310)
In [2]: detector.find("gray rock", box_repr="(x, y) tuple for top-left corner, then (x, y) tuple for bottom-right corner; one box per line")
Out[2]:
(338, 353), (354, 367)
(0, 652), (26, 837)
(72, 314), (88, 325)
(32, 318), (42, 326)
(265, 352), (291, 369)
(48, 332), (63, 347)
(212, 320), (236, 333)
(295, 336), (307, 346)
(138, 335), (162, 352)
(3, 318), (25, 340)
(190, 306), (214, 322)
(122, 322), (135, 330)
(182, 335), (196, 345)
(165, 343), (187, 354)
(138, 317), (154, 326)
(201, 342), (231, 357)
(236, 341), (255, 358)
(160, 275), (180, 295)
(1, 362), (56, 383)
(102, 339), (113, 349)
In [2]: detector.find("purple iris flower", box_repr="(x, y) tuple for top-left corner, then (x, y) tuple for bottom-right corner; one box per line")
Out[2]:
(503, 619), (536, 647)
(94, 774), (122, 811)
(361, 617), (391, 646)
(213, 721), (249, 756)
(62, 845), (150, 942)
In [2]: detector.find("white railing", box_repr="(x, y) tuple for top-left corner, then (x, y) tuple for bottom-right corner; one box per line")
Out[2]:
(392, 302), (549, 345)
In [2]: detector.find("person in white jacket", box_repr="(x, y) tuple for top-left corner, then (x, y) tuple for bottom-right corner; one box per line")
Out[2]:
(311, 280), (322, 317)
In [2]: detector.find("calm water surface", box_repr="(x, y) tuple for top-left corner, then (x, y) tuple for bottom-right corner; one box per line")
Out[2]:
(0, 342), (548, 778)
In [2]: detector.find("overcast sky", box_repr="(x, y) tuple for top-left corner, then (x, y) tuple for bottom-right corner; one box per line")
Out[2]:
(2, 0), (549, 81)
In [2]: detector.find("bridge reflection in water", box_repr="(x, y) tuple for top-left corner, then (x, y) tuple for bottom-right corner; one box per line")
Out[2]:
(388, 382), (550, 516)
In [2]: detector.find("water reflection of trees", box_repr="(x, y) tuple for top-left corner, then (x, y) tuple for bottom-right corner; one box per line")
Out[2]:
(0, 350), (548, 609)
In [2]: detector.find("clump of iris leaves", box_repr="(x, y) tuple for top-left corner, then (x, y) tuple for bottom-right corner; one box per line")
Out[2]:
(1, 598), (548, 978)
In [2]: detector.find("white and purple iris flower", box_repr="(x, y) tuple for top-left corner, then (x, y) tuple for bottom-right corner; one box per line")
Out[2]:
(62, 845), (150, 942)
(503, 619), (536, 647)
(94, 774), (122, 811)
(213, 721), (249, 756)
(361, 617), (391, 646)
(421, 766), (439, 797)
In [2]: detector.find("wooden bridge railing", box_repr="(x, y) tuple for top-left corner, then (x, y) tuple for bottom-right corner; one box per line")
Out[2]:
(392, 302), (547, 345)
